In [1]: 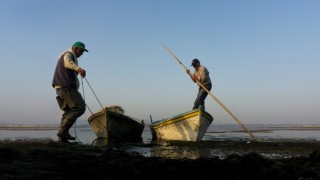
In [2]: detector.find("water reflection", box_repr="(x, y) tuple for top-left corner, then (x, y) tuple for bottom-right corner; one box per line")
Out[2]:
(125, 144), (213, 159)
(123, 137), (316, 160)
(2, 124), (320, 159)
(150, 146), (212, 159)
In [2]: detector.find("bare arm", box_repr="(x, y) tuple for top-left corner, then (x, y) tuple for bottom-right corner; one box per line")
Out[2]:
(186, 69), (197, 83)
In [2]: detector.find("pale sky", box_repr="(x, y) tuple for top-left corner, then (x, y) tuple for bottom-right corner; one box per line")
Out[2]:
(0, 0), (319, 125)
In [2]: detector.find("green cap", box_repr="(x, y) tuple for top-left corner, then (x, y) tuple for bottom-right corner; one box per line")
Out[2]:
(72, 41), (88, 52)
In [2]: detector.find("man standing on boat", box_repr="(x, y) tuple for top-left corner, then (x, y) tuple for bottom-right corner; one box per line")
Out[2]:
(186, 58), (212, 110)
(52, 42), (88, 143)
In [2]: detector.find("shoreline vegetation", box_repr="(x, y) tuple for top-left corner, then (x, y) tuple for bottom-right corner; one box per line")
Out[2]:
(1, 139), (320, 179)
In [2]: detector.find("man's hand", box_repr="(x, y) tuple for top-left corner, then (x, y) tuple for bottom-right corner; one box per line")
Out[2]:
(186, 69), (196, 83)
(78, 68), (86, 78)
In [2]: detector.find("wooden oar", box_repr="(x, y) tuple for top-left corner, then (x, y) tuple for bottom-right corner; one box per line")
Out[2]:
(163, 45), (260, 142)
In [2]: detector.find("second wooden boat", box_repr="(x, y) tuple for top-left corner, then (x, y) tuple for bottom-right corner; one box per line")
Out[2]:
(149, 109), (214, 141)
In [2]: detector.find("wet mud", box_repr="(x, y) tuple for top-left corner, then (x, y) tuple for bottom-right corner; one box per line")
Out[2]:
(1, 138), (320, 179)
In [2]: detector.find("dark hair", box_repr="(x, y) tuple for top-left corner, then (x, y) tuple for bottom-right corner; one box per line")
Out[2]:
(191, 58), (200, 66)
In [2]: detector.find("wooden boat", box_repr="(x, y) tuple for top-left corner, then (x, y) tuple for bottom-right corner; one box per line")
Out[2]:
(88, 107), (145, 143)
(149, 109), (214, 141)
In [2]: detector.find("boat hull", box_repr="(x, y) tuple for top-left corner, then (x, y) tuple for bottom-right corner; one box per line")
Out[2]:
(88, 108), (145, 143)
(150, 109), (213, 141)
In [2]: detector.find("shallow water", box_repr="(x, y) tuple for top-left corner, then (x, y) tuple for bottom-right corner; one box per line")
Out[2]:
(1, 124), (320, 159)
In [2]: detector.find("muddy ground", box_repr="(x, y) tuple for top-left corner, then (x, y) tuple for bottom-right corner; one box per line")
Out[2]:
(1, 139), (320, 179)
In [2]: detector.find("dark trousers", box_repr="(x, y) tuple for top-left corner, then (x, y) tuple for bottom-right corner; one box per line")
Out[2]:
(55, 88), (86, 136)
(193, 83), (212, 110)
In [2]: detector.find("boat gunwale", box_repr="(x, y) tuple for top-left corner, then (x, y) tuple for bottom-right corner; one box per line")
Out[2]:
(150, 109), (213, 129)
(88, 109), (144, 127)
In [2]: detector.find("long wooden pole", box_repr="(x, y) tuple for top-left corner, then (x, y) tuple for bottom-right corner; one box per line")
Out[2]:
(163, 45), (260, 142)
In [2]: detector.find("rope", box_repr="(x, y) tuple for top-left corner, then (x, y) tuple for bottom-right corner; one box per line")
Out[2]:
(71, 77), (86, 144)
(84, 77), (104, 110)
(71, 77), (95, 144)
(81, 77), (111, 144)
(77, 77), (132, 144)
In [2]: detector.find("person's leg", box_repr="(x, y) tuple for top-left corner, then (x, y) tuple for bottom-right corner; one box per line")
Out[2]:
(193, 87), (203, 109)
(193, 84), (212, 110)
(56, 88), (86, 141)
(56, 89), (71, 142)
(59, 107), (73, 141)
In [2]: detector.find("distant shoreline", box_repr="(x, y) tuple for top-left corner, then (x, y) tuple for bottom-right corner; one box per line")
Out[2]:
(0, 124), (90, 130)
(207, 126), (320, 133)
(0, 127), (58, 130)
(2, 124), (320, 131)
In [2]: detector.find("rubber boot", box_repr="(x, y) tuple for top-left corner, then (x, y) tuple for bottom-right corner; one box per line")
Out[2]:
(57, 118), (76, 141)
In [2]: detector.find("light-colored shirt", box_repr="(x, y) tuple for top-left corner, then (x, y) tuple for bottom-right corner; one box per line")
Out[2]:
(193, 65), (212, 85)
